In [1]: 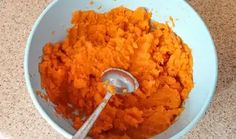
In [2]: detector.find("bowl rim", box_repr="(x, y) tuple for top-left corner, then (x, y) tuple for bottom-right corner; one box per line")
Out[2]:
(24, 0), (72, 138)
(24, 0), (218, 139)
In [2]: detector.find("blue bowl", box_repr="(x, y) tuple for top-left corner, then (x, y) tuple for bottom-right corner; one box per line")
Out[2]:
(24, 0), (218, 138)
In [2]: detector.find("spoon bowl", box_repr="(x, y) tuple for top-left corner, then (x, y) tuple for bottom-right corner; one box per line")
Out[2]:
(102, 68), (139, 93)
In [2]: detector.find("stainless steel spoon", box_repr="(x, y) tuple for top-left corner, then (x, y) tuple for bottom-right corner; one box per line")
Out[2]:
(72, 68), (139, 139)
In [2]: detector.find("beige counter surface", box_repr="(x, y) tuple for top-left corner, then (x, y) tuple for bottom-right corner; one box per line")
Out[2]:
(0, 0), (235, 138)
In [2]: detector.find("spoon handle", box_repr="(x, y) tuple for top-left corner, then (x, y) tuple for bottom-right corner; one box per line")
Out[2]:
(72, 92), (112, 139)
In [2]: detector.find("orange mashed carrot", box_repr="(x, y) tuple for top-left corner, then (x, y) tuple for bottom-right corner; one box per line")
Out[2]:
(39, 7), (193, 139)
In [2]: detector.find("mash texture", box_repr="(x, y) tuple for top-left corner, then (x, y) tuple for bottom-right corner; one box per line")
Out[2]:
(39, 7), (193, 139)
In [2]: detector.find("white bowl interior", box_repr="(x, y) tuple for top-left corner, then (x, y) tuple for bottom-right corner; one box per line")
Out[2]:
(25, 0), (217, 138)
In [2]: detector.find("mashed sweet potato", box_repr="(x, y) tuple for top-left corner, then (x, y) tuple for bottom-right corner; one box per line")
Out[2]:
(39, 7), (193, 139)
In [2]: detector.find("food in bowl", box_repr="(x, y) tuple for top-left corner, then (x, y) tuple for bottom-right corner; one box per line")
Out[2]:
(39, 7), (193, 139)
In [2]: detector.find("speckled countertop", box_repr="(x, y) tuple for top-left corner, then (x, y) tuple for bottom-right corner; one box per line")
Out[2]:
(0, 0), (235, 139)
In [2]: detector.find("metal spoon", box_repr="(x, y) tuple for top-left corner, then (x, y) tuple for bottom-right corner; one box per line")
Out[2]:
(72, 68), (139, 139)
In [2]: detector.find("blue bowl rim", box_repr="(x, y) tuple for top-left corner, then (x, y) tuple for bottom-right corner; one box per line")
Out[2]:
(24, 0), (218, 138)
